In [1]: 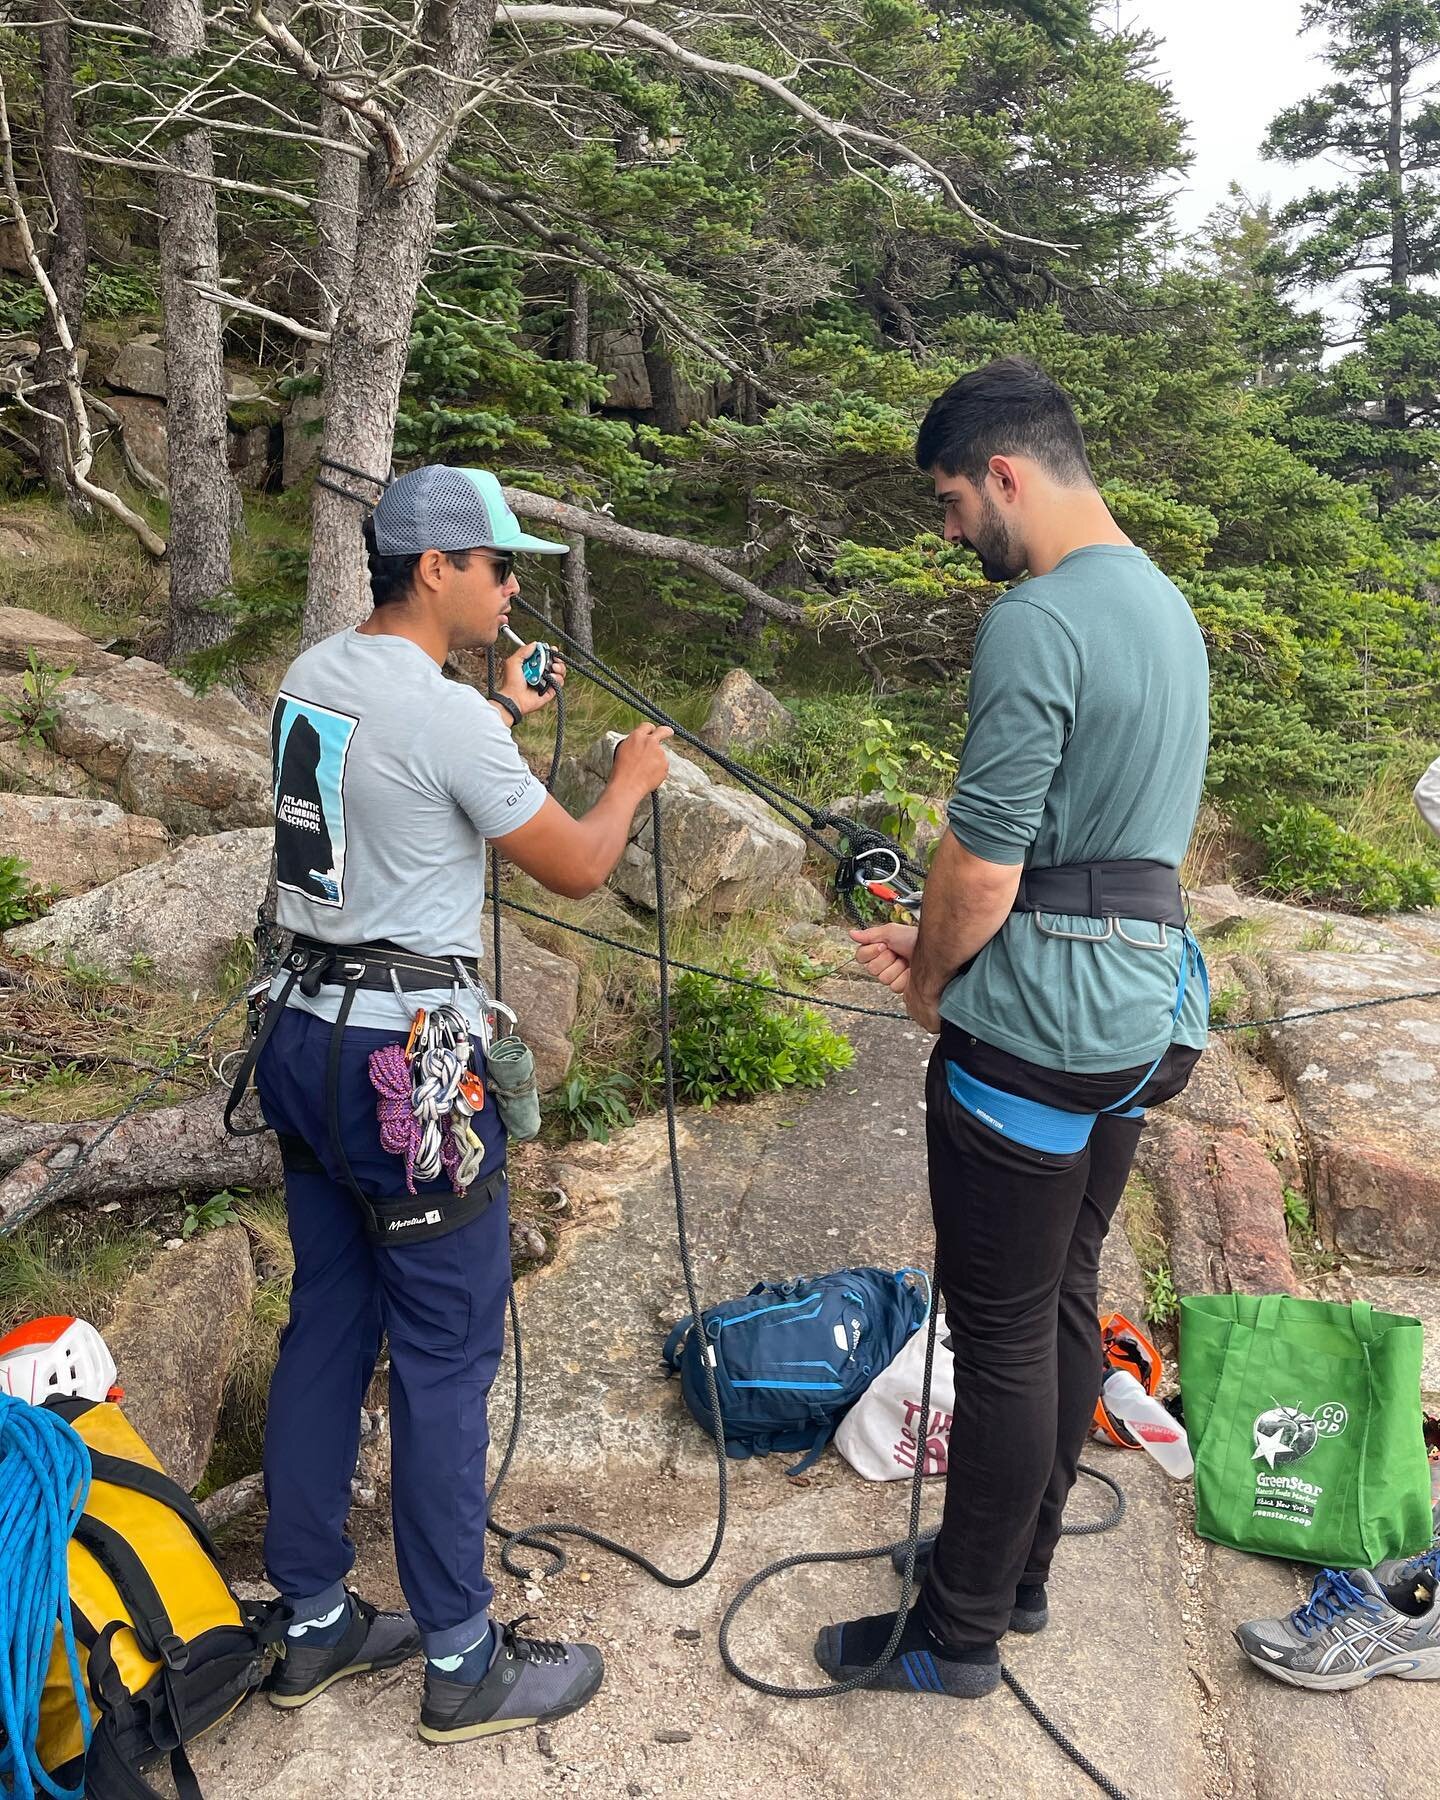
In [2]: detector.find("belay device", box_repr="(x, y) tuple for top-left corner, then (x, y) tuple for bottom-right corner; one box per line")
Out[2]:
(500, 623), (555, 693)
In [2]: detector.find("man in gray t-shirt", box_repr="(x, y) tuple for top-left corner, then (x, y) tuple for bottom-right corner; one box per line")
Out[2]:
(255, 466), (671, 1746)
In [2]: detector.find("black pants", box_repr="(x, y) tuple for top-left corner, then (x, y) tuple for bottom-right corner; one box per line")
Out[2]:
(918, 1025), (1200, 1649)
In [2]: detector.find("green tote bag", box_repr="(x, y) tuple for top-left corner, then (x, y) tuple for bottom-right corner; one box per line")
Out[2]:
(1179, 1293), (1432, 1568)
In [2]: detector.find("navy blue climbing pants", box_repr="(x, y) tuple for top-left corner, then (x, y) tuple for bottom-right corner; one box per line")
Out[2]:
(918, 1025), (1200, 1650)
(256, 1006), (510, 1647)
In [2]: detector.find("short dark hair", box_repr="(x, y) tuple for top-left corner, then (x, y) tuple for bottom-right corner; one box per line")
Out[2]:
(915, 356), (1094, 488)
(363, 515), (473, 606)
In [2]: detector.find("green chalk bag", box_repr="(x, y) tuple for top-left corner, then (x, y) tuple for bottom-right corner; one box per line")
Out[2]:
(486, 1033), (541, 1142)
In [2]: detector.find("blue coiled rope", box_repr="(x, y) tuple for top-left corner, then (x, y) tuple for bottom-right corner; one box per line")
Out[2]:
(0, 1395), (92, 1800)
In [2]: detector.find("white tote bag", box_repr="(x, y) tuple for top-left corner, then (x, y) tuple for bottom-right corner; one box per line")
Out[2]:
(834, 1311), (955, 1481)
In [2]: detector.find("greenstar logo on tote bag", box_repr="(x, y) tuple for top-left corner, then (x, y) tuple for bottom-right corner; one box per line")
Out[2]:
(1180, 1293), (1432, 1568)
(1250, 1401), (1349, 1527)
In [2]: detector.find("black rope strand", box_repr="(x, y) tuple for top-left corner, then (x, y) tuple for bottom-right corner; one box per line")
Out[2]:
(485, 892), (1440, 1037)
(489, 791), (732, 1589)
(506, 595), (874, 865)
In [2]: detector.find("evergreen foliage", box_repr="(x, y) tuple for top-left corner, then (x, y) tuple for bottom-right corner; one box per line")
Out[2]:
(0, 2), (1437, 907)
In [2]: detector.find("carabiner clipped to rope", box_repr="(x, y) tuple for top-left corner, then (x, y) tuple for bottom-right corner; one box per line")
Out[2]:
(833, 831), (926, 922)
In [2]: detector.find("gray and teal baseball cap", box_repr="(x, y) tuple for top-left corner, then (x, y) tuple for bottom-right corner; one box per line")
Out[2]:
(370, 465), (568, 557)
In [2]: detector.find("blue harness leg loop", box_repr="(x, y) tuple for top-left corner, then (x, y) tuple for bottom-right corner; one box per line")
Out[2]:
(1099, 929), (1206, 1117)
(945, 929), (1206, 1154)
(945, 1062), (1098, 1153)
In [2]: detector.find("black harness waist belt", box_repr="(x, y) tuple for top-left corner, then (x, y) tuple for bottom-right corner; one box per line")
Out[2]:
(284, 933), (483, 996)
(1012, 860), (1185, 928)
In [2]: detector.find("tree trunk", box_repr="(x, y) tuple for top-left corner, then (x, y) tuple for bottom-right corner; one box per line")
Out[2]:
(282, 55), (362, 491)
(1381, 22), (1411, 502)
(148, 0), (238, 662)
(301, 3), (499, 647)
(562, 274), (594, 651)
(34, 5), (89, 516)
(640, 317), (684, 434)
(0, 1090), (281, 1232)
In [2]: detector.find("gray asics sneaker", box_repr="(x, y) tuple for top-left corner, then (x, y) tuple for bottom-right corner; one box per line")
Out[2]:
(1235, 1565), (1440, 1691)
(269, 1591), (420, 1707)
(1374, 1498), (1440, 1611)
(1376, 1541), (1440, 1617)
(418, 1616), (605, 1743)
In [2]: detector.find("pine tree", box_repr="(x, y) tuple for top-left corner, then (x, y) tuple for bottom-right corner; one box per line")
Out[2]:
(1264, 1), (1440, 526)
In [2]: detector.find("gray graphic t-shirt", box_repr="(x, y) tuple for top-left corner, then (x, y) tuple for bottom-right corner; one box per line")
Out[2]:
(269, 628), (547, 1029)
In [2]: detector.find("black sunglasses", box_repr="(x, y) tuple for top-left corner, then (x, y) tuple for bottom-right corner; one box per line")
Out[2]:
(473, 550), (514, 582)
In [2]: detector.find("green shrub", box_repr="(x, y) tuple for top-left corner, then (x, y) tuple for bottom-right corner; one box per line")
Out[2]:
(664, 967), (853, 1107)
(1257, 804), (1440, 914)
(554, 1064), (636, 1143)
(0, 649), (73, 747)
(857, 715), (956, 848)
(1142, 1262), (1178, 1327)
(0, 854), (48, 928)
(181, 1190), (242, 1239)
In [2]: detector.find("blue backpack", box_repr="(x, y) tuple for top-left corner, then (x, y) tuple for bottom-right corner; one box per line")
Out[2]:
(662, 1266), (929, 1473)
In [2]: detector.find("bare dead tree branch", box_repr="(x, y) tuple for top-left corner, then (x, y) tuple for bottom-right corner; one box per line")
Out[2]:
(502, 485), (808, 625)
(50, 144), (314, 210)
(188, 281), (333, 343)
(495, 5), (1074, 251)
(0, 1088), (281, 1232)
(85, 389), (169, 499)
(0, 76), (167, 557)
(197, 1471), (265, 1529)
(246, 0), (409, 174)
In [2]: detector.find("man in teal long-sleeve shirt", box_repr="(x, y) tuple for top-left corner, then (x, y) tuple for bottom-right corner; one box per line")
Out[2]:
(816, 357), (1210, 1698)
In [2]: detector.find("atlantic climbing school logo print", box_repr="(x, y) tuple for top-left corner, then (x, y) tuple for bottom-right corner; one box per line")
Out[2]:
(1251, 1400), (1348, 1529)
(271, 693), (357, 907)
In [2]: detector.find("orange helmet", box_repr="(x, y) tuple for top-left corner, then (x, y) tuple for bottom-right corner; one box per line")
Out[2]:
(0, 1315), (121, 1406)
(1092, 1312), (1162, 1450)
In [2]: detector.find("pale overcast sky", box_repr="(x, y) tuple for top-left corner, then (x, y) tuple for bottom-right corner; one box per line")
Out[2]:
(1127, 0), (1328, 238)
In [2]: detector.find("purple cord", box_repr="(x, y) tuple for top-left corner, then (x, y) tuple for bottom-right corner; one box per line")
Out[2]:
(368, 1043), (463, 1195)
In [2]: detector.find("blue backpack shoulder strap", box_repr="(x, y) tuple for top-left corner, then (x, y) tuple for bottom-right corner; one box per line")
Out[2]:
(785, 1421), (833, 1476)
(662, 1317), (693, 1371)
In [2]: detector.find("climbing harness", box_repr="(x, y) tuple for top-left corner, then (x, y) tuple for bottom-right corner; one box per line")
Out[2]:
(0, 1394), (92, 1800)
(942, 930), (1208, 1154)
(222, 935), (511, 1246)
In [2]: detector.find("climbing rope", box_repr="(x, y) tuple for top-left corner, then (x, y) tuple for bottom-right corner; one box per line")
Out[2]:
(475, 635), (1130, 1793)
(485, 789), (733, 1591)
(0, 1395), (92, 1800)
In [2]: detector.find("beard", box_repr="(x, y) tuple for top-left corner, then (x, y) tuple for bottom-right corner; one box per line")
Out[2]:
(963, 489), (1025, 582)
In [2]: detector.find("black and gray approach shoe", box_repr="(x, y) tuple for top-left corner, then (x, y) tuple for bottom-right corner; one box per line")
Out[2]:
(269, 1592), (420, 1708)
(418, 1616), (605, 1743)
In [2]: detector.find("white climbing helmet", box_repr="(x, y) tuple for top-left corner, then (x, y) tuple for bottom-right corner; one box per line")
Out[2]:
(0, 1314), (119, 1406)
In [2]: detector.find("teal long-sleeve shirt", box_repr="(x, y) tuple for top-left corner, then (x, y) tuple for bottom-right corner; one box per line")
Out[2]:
(940, 544), (1211, 1074)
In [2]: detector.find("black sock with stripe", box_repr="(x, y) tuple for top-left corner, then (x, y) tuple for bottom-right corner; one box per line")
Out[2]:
(815, 1609), (1000, 1696)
